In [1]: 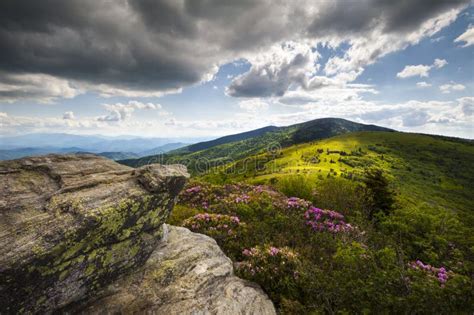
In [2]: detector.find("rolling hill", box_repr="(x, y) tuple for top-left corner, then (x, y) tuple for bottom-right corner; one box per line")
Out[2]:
(163, 125), (474, 313)
(200, 131), (474, 217)
(119, 118), (393, 171)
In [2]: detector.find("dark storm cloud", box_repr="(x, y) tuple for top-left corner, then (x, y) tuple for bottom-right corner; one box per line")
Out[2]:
(0, 0), (469, 101)
(0, 0), (213, 95)
(308, 0), (469, 36)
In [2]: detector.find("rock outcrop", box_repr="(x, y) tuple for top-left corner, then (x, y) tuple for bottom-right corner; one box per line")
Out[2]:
(0, 154), (276, 314)
(0, 154), (188, 313)
(72, 224), (276, 315)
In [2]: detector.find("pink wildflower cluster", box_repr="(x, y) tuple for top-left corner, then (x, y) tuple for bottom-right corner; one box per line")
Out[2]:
(304, 206), (353, 233)
(253, 185), (265, 193)
(238, 245), (299, 279)
(179, 183), (217, 209)
(185, 186), (202, 194)
(234, 194), (251, 204)
(286, 197), (311, 210)
(183, 213), (242, 237)
(409, 260), (450, 287)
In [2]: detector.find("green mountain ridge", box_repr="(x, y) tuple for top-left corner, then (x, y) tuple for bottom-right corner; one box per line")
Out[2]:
(200, 131), (474, 215)
(119, 118), (393, 171)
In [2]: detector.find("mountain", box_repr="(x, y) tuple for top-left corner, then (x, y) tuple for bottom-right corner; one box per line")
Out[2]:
(0, 133), (206, 154)
(0, 133), (206, 160)
(0, 147), (88, 160)
(168, 130), (474, 314)
(200, 130), (474, 214)
(97, 152), (140, 160)
(177, 126), (280, 153)
(139, 142), (189, 156)
(120, 118), (393, 171)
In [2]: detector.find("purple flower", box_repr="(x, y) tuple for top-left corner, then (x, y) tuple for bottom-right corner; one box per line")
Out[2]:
(269, 247), (280, 256)
(231, 216), (240, 224)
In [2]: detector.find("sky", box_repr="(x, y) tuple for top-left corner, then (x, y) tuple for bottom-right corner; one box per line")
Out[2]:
(0, 0), (473, 139)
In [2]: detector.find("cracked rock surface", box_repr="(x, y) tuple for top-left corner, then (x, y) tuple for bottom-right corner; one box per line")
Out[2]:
(0, 154), (275, 314)
(74, 224), (276, 315)
(0, 154), (188, 313)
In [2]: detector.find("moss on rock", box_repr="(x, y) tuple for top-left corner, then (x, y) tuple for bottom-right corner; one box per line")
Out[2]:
(0, 154), (188, 313)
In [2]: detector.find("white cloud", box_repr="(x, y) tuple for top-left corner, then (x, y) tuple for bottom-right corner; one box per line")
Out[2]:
(433, 58), (448, 69)
(454, 24), (474, 47)
(85, 83), (181, 99)
(397, 65), (432, 78)
(63, 111), (75, 120)
(397, 58), (447, 79)
(416, 81), (432, 88)
(430, 36), (445, 43)
(439, 83), (466, 94)
(97, 101), (162, 122)
(239, 99), (269, 112)
(0, 73), (82, 103)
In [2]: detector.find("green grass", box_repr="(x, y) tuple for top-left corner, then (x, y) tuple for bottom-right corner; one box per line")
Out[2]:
(170, 131), (474, 313)
(201, 131), (474, 217)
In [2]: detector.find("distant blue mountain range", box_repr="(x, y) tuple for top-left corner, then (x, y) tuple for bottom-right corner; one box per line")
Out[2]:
(0, 133), (206, 160)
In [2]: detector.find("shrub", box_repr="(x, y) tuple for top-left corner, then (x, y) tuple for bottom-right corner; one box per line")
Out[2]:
(183, 213), (246, 258)
(276, 175), (315, 201)
(237, 245), (301, 303)
(304, 207), (354, 233)
(183, 213), (242, 239)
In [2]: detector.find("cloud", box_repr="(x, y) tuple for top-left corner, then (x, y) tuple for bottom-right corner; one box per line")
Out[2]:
(454, 24), (474, 47)
(307, 0), (467, 36)
(397, 58), (448, 78)
(402, 110), (431, 127)
(431, 36), (445, 42)
(433, 58), (448, 69)
(0, 72), (82, 103)
(239, 99), (269, 112)
(439, 83), (466, 94)
(458, 97), (473, 116)
(397, 65), (432, 78)
(322, 8), (460, 82)
(227, 42), (321, 97)
(0, 113), (105, 135)
(416, 81), (432, 88)
(0, 0), (468, 102)
(63, 111), (75, 120)
(97, 101), (162, 122)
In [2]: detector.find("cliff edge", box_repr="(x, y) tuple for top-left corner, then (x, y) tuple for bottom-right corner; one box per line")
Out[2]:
(0, 154), (275, 314)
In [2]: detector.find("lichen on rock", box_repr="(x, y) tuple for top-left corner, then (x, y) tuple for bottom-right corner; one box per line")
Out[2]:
(0, 154), (188, 313)
(70, 224), (276, 315)
(0, 154), (275, 314)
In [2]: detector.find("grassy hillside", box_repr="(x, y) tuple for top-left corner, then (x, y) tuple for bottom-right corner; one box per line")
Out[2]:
(168, 131), (474, 313)
(120, 118), (392, 172)
(201, 131), (474, 214)
(119, 122), (474, 312)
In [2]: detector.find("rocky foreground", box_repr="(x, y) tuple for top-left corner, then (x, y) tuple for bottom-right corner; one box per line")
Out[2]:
(0, 154), (275, 314)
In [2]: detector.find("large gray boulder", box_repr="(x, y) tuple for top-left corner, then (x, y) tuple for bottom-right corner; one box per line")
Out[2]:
(0, 154), (276, 314)
(73, 224), (276, 315)
(0, 154), (189, 313)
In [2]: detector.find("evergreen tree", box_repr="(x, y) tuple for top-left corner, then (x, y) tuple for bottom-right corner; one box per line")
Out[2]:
(363, 168), (395, 220)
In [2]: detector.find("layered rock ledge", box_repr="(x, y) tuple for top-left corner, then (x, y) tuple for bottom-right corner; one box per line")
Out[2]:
(0, 154), (275, 314)
(72, 224), (276, 315)
(0, 154), (188, 313)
